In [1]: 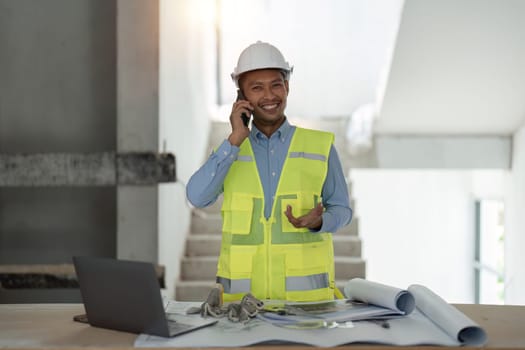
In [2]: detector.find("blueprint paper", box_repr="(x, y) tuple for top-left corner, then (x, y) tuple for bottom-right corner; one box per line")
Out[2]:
(135, 310), (456, 348)
(344, 278), (416, 314)
(256, 298), (407, 326)
(135, 280), (487, 348)
(408, 284), (487, 346)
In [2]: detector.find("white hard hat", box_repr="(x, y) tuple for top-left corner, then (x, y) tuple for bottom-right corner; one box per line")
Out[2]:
(231, 41), (293, 87)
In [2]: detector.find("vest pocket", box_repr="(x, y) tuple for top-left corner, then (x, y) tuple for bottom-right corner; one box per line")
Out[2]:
(229, 245), (255, 274)
(284, 242), (331, 280)
(281, 242), (334, 301)
(217, 246), (254, 284)
(222, 193), (253, 234)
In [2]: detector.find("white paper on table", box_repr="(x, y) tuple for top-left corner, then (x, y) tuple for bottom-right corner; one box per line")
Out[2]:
(344, 278), (415, 314)
(408, 284), (487, 346)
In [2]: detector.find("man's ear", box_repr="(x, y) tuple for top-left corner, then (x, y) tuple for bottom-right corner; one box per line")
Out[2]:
(285, 80), (289, 95)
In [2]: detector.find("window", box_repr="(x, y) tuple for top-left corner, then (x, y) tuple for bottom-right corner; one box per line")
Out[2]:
(474, 199), (505, 304)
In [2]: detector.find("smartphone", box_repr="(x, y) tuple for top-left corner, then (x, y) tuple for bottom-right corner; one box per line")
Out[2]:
(236, 90), (251, 127)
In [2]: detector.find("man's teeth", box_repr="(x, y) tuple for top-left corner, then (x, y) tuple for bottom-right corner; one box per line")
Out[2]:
(262, 104), (278, 110)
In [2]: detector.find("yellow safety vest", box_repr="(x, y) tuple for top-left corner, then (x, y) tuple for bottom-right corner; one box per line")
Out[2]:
(217, 127), (336, 302)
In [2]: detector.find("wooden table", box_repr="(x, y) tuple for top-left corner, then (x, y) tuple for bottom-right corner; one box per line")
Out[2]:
(0, 303), (524, 349)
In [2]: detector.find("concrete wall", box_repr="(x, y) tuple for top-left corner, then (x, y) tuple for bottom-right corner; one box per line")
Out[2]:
(0, 0), (117, 264)
(505, 124), (525, 304)
(350, 170), (477, 303)
(158, 0), (215, 298)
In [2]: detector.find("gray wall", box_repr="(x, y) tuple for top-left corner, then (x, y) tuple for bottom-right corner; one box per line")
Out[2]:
(0, 0), (117, 264)
(158, 0), (215, 298)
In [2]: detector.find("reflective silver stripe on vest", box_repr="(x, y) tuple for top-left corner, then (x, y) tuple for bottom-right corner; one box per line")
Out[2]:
(288, 151), (326, 162)
(286, 272), (329, 291)
(236, 155), (253, 162)
(216, 276), (251, 294)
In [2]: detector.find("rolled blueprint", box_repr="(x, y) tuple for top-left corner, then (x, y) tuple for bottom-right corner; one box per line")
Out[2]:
(344, 278), (415, 314)
(408, 284), (487, 346)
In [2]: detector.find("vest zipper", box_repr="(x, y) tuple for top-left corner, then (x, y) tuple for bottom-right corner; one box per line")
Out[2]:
(264, 220), (271, 299)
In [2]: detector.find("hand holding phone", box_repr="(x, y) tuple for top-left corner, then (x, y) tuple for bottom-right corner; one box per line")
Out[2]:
(236, 90), (251, 127)
(228, 90), (251, 146)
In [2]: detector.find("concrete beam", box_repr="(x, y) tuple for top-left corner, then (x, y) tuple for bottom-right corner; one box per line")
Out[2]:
(0, 152), (175, 186)
(345, 135), (512, 169)
(117, 153), (175, 185)
(0, 264), (165, 288)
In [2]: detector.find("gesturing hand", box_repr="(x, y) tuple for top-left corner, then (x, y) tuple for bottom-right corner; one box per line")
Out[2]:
(284, 203), (324, 231)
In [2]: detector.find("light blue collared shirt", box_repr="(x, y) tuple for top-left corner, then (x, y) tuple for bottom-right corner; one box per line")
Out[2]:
(186, 119), (352, 233)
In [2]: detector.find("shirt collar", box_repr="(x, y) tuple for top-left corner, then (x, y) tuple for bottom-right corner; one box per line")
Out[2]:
(251, 118), (292, 143)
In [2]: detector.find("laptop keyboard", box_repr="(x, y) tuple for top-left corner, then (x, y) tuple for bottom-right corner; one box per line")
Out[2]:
(164, 301), (218, 336)
(168, 320), (192, 332)
(164, 299), (195, 314)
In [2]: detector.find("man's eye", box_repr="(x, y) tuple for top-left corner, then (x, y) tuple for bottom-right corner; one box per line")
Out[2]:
(252, 86), (262, 92)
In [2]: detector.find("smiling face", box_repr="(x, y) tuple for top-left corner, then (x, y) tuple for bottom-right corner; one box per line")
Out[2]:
(239, 69), (289, 129)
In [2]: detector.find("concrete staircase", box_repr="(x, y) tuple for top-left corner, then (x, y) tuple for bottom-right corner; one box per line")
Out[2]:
(175, 119), (366, 301)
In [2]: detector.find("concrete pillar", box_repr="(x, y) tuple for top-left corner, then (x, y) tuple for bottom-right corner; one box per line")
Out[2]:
(116, 0), (160, 262)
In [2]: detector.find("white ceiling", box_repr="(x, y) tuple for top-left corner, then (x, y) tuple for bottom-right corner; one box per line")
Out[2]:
(376, 0), (525, 136)
(218, 0), (405, 119)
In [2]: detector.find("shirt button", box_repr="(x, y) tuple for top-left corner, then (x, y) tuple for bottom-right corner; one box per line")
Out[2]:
(272, 172), (276, 177)
(270, 149), (274, 154)
(223, 151), (228, 156)
(211, 172), (215, 177)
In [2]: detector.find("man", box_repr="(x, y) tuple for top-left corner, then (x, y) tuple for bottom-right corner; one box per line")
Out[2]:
(187, 41), (352, 302)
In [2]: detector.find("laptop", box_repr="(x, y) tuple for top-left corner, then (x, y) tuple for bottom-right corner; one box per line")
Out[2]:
(73, 256), (217, 337)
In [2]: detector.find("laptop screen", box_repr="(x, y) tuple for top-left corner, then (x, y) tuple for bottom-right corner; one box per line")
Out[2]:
(73, 256), (169, 336)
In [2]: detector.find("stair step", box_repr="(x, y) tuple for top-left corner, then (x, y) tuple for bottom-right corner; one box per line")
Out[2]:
(185, 234), (361, 257)
(333, 236), (361, 256)
(190, 213), (222, 234)
(180, 256), (365, 281)
(334, 218), (359, 236)
(191, 215), (359, 236)
(186, 234), (221, 257)
(334, 257), (366, 280)
(181, 256), (218, 280)
(175, 280), (217, 302)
